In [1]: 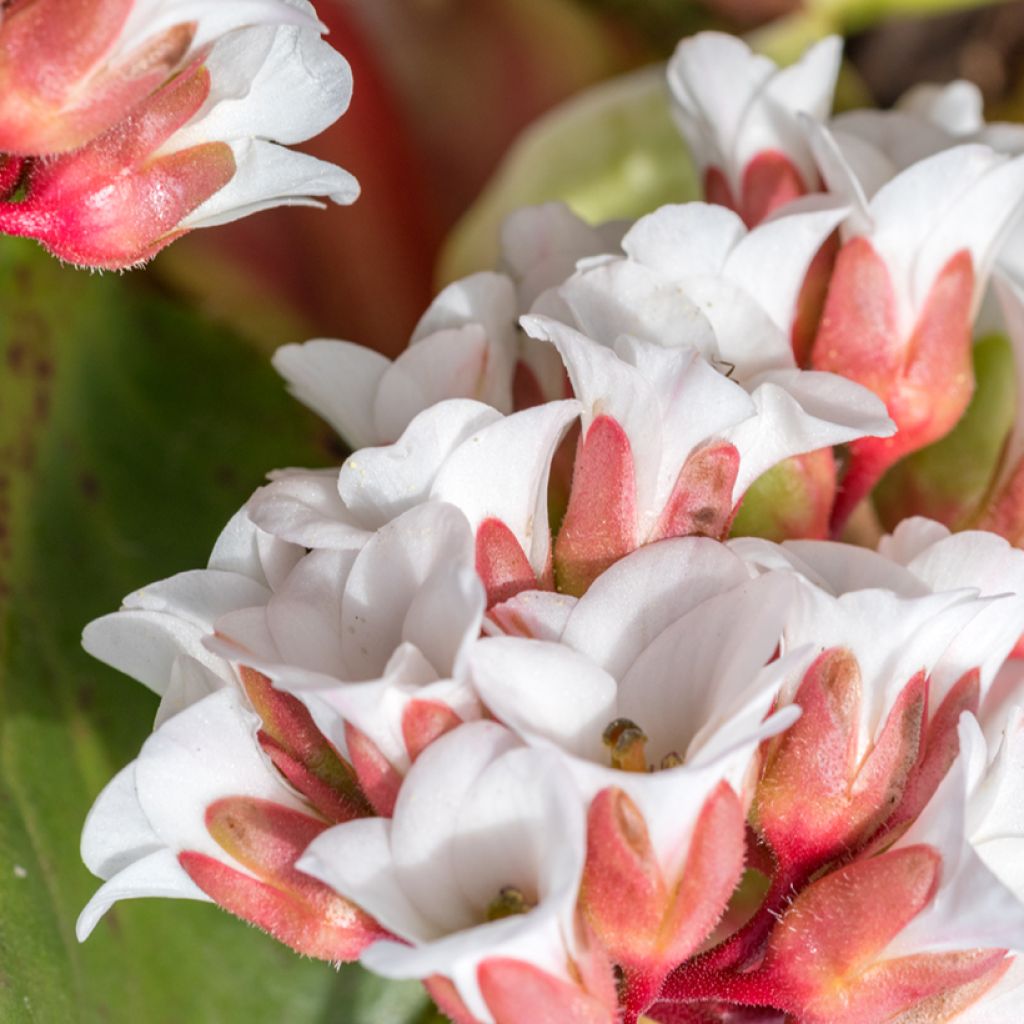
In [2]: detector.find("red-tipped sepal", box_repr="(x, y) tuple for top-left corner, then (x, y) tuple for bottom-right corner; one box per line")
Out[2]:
(241, 667), (372, 824)
(0, 63), (235, 268)
(753, 846), (1005, 1024)
(654, 442), (740, 544)
(0, 0), (195, 155)
(555, 415), (638, 597)
(181, 796), (384, 960)
(581, 784), (746, 1018)
(478, 956), (617, 1024)
(813, 241), (975, 531)
(755, 648), (925, 879)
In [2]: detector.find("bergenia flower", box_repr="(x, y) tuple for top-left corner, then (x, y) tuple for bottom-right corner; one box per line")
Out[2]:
(78, 687), (383, 959)
(807, 133), (1024, 528)
(470, 542), (809, 1014)
(246, 398), (580, 605)
(299, 721), (618, 1024)
(71, 23), (1024, 1024)
(208, 502), (489, 815)
(0, 0), (316, 155)
(0, 4), (357, 268)
(667, 32), (841, 226)
(525, 201), (892, 592)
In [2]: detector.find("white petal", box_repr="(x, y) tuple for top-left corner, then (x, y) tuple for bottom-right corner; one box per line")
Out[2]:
(82, 610), (226, 696)
(723, 372), (893, 498)
(121, 569), (270, 629)
(298, 818), (435, 940)
(897, 80), (985, 135)
(134, 689), (305, 866)
(76, 849), (211, 942)
(470, 638), (616, 762)
(81, 762), (160, 881)
(339, 400), (501, 532)
(118, 0), (319, 56)
(183, 140), (359, 229)
(412, 273), (518, 359)
(247, 470), (369, 549)
(154, 656), (224, 729)
(391, 722), (523, 934)
(206, 506), (301, 588)
(667, 32), (776, 183)
(724, 196), (848, 335)
(340, 504), (475, 680)
(500, 202), (620, 308)
(373, 326), (504, 441)
(273, 340), (389, 449)
(877, 517), (952, 566)
(562, 259), (719, 356)
(562, 537), (751, 679)
(622, 203), (745, 279)
(402, 563), (485, 680)
(779, 538), (930, 598)
(266, 548), (356, 674)
(431, 401), (580, 573)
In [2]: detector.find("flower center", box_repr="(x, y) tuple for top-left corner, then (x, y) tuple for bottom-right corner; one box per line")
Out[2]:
(602, 718), (684, 772)
(486, 886), (534, 921)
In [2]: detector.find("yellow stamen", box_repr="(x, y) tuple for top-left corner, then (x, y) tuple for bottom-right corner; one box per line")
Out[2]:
(603, 718), (649, 772)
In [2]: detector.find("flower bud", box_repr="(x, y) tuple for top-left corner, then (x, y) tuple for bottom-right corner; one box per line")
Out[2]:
(0, 0), (313, 155)
(0, 11), (357, 268)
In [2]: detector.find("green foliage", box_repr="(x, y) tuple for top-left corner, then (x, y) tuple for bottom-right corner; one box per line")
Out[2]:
(0, 237), (437, 1024)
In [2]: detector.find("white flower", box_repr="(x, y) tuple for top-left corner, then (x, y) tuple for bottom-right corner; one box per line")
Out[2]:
(668, 32), (841, 224)
(2, 0), (357, 268)
(550, 200), (893, 495)
(209, 503), (487, 796)
(470, 541), (806, 882)
(247, 398), (579, 606)
(78, 688), (379, 959)
(299, 722), (612, 1023)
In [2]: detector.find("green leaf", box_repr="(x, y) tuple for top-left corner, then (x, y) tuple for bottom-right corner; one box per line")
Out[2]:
(0, 237), (434, 1024)
(437, 65), (698, 283)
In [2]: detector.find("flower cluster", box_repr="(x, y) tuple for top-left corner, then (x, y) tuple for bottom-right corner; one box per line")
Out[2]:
(79, 29), (1024, 1024)
(0, 0), (356, 267)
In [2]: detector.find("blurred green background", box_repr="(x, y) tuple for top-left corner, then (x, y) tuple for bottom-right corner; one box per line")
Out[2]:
(3, 1), (1024, 1021)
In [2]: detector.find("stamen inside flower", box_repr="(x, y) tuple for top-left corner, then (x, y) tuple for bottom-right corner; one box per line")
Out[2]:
(486, 886), (534, 921)
(603, 718), (649, 772)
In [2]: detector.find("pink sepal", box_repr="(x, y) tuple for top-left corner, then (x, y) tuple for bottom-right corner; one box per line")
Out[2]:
(181, 796), (384, 961)
(555, 415), (637, 597)
(756, 649), (925, 878)
(1, 62), (235, 268)
(345, 722), (403, 817)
